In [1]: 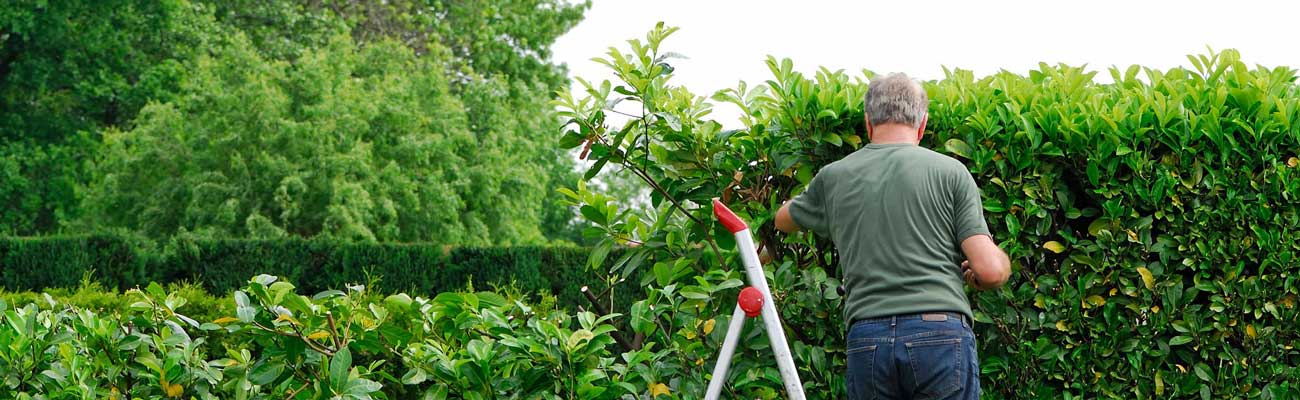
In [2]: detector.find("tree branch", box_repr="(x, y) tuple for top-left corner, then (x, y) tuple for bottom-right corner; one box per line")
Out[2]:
(582, 286), (639, 352)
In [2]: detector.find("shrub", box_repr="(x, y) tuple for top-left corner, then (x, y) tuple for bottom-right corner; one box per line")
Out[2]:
(554, 24), (1300, 398)
(0, 235), (640, 314)
(0, 275), (640, 399)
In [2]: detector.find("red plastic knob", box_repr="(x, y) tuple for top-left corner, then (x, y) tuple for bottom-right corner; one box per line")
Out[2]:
(738, 287), (764, 318)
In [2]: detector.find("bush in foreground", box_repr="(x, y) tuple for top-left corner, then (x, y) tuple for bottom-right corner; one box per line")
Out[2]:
(0, 275), (652, 399)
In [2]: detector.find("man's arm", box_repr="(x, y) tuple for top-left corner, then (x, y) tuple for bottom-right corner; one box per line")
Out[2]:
(776, 174), (828, 234)
(959, 234), (1010, 290)
(775, 202), (801, 233)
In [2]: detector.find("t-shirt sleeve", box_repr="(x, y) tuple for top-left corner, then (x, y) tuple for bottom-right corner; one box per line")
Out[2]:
(788, 174), (830, 235)
(952, 166), (991, 243)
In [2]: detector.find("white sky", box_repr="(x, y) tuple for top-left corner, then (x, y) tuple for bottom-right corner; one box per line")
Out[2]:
(552, 0), (1300, 127)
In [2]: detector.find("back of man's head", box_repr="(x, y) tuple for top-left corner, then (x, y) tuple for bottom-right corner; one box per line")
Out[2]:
(864, 73), (928, 128)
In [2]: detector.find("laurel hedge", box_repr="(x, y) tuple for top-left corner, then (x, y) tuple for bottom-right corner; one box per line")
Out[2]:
(0, 234), (637, 312)
(559, 32), (1299, 398)
(924, 51), (1300, 398)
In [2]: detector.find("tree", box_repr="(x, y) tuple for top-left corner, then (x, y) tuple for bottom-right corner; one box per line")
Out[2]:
(81, 35), (552, 244)
(0, 0), (219, 235)
(4, 0), (590, 242)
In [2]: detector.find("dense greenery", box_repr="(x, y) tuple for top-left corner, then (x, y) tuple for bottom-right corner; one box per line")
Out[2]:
(5, 2), (1300, 397)
(555, 25), (1299, 398)
(0, 0), (589, 244)
(0, 275), (643, 399)
(0, 235), (640, 314)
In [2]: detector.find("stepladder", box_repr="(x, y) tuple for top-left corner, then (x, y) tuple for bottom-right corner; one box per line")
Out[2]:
(705, 199), (806, 400)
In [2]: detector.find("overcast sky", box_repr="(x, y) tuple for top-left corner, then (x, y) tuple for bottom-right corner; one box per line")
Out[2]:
(551, 0), (1300, 127)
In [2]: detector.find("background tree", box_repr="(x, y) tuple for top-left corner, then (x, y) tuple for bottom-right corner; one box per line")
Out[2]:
(2, 0), (591, 243)
(0, 0), (219, 235)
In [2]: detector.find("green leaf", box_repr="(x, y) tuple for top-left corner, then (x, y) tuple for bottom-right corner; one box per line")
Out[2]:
(345, 378), (382, 395)
(1193, 363), (1211, 382)
(330, 346), (353, 390)
(252, 274), (278, 286)
(145, 282), (165, 299)
(580, 205), (607, 226)
(559, 130), (586, 149)
(401, 368), (428, 385)
(1169, 336), (1193, 346)
(630, 300), (655, 335)
(584, 158), (609, 180)
(249, 361), (283, 385)
(653, 262), (673, 286)
(944, 139), (973, 159)
(234, 291), (256, 323)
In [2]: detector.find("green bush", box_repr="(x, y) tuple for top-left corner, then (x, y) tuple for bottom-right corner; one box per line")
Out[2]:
(0, 275), (635, 399)
(0, 235), (640, 313)
(555, 24), (1300, 398)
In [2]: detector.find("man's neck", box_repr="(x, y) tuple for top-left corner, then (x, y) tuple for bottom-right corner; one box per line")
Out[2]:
(869, 125), (919, 145)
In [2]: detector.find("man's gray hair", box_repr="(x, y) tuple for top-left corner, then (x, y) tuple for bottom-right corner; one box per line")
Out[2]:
(864, 73), (928, 128)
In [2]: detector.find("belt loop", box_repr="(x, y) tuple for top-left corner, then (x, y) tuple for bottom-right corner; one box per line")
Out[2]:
(890, 316), (897, 328)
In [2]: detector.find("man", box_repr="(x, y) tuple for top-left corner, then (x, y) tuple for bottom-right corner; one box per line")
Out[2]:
(774, 73), (1011, 400)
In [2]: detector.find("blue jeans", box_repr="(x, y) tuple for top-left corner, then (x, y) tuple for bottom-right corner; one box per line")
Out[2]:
(846, 313), (980, 400)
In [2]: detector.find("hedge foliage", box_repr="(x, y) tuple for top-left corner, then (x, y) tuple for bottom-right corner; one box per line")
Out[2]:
(0, 275), (638, 398)
(930, 51), (1300, 398)
(0, 234), (637, 313)
(557, 24), (1299, 399)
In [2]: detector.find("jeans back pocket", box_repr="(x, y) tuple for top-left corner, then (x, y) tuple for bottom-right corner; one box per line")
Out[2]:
(846, 343), (877, 400)
(904, 337), (962, 399)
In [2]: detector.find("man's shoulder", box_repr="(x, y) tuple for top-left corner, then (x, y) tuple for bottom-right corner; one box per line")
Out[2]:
(826, 144), (968, 176)
(900, 145), (969, 173)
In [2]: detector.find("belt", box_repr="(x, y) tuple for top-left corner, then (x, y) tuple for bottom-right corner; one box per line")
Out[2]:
(851, 312), (972, 327)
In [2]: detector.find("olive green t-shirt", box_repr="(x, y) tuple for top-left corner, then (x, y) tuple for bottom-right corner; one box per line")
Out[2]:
(788, 143), (990, 326)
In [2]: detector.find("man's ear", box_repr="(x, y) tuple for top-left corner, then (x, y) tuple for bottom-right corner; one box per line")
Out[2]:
(915, 114), (929, 144)
(864, 113), (874, 142)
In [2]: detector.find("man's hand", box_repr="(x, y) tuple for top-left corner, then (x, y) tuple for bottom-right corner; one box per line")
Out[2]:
(961, 260), (992, 290)
(959, 235), (1011, 290)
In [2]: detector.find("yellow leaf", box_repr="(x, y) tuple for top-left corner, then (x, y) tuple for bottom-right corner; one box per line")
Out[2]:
(226, 359), (239, 366)
(1108, 288), (1118, 296)
(702, 319), (716, 335)
(165, 382), (183, 398)
(684, 330), (697, 340)
(696, 358), (704, 366)
(1151, 306), (1160, 313)
(1137, 267), (1154, 290)
(1126, 229), (1139, 242)
(274, 313), (296, 325)
(307, 331), (330, 340)
(1246, 324), (1257, 340)
(213, 317), (239, 324)
(1042, 241), (1066, 254)
(1155, 371), (1165, 395)
(1055, 321), (1068, 331)
(1084, 295), (1106, 308)
(1034, 297), (1046, 309)
(1289, 157), (1299, 168)
(650, 383), (671, 397)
